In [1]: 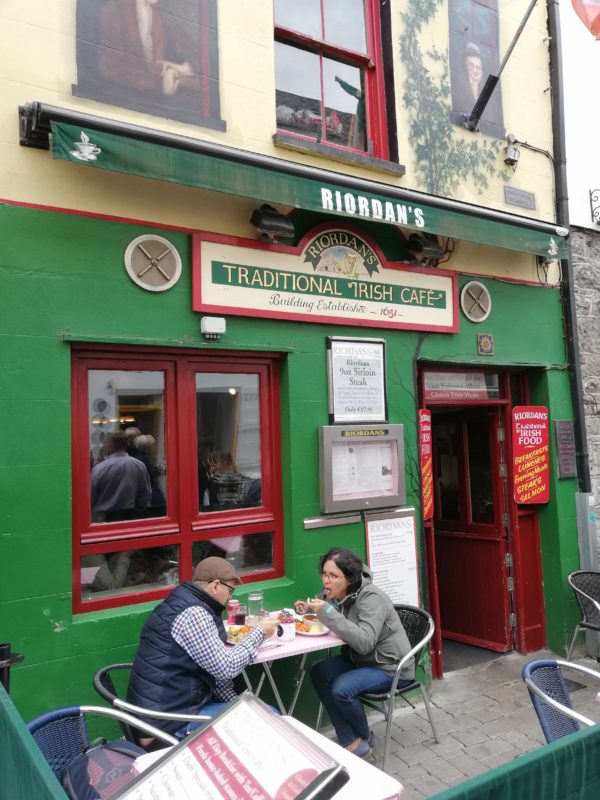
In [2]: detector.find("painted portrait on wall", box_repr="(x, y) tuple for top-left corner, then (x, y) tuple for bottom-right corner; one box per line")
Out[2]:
(72, 0), (225, 131)
(448, 0), (504, 138)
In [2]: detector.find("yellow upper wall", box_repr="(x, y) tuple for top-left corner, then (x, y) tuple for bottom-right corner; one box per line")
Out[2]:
(0, 1), (556, 238)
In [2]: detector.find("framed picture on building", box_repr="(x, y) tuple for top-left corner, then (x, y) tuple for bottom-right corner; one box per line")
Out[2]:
(327, 337), (387, 423)
(72, 0), (225, 131)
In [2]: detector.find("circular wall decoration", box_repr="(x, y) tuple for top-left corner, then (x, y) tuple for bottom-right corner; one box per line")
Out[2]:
(124, 235), (182, 292)
(460, 281), (492, 323)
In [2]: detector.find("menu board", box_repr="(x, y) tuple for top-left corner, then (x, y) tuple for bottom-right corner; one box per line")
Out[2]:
(419, 410), (433, 520)
(116, 695), (348, 800)
(331, 440), (396, 500)
(512, 406), (550, 504)
(327, 337), (387, 423)
(365, 510), (419, 606)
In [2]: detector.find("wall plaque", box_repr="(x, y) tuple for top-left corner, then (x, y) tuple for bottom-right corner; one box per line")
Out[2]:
(554, 419), (577, 479)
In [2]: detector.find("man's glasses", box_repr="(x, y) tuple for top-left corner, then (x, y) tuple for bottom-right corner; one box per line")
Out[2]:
(219, 580), (236, 596)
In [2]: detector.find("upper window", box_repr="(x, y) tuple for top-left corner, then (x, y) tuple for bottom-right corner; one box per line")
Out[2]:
(274, 0), (388, 158)
(72, 347), (283, 612)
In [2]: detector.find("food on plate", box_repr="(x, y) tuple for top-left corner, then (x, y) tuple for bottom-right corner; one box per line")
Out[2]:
(226, 624), (252, 644)
(296, 615), (325, 634)
(277, 613), (295, 624)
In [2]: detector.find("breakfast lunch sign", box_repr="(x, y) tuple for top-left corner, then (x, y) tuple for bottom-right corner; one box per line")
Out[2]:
(193, 226), (458, 332)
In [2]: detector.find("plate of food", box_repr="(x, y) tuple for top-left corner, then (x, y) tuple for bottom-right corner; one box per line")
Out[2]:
(295, 614), (329, 636)
(226, 624), (252, 644)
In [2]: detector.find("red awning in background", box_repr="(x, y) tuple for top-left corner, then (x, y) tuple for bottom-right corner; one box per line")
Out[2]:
(572, 0), (600, 38)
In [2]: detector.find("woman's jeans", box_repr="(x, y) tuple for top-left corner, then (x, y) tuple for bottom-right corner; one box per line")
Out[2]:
(311, 654), (411, 746)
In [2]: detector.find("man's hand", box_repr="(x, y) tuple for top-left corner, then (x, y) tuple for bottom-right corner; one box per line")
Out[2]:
(258, 617), (279, 639)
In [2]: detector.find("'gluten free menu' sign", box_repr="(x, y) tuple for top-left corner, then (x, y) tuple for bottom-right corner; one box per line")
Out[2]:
(512, 406), (550, 504)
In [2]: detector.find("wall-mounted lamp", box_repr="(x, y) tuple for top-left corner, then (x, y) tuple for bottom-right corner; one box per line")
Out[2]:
(250, 204), (295, 242)
(201, 316), (226, 341)
(504, 134), (521, 170)
(406, 233), (446, 261)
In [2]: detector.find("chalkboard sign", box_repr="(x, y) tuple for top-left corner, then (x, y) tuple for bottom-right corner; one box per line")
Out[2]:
(554, 420), (577, 479)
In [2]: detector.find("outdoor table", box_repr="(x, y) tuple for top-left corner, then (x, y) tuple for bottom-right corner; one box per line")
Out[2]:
(242, 626), (344, 716)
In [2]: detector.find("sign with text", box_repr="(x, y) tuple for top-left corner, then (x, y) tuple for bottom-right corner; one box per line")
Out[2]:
(117, 695), (347, 800)
(423, 370), (500, 402)
(419, 410), (433, 520)
(195, 230), (457, 332)
(554, 419), (577, 480)
(512, 406), (550, 504)
(328, 337), (387, 422)
(365, 510), (419, 606)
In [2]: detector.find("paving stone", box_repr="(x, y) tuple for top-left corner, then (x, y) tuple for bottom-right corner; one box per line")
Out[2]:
(451, 727), (492, 746)
(424, 756), (465, 783)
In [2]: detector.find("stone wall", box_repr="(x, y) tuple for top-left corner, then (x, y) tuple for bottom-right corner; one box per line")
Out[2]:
(571, 226), (600, 563)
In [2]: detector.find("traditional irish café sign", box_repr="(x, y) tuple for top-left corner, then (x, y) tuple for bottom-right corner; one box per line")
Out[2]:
(194, 228), (457, 332)
(512, 406), (550, 504)
(419, 410), (433, 519)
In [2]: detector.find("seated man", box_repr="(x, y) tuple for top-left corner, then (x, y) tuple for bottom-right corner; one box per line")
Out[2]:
(127, 556), (278, 738)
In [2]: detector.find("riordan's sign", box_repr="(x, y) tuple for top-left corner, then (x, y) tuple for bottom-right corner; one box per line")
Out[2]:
(194, 229), (457, 332)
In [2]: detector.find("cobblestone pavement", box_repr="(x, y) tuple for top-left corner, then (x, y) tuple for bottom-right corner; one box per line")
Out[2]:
(323, 649), (600, 799)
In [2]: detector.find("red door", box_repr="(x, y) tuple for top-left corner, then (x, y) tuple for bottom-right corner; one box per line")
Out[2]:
(432, 408), (514, 652)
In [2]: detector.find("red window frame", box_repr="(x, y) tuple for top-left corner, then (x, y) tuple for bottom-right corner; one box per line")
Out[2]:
(274, 0), (389, 159)
(72, 344), (283, 612)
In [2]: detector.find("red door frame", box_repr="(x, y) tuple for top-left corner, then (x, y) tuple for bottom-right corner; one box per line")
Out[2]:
(419, 368), (546, 677)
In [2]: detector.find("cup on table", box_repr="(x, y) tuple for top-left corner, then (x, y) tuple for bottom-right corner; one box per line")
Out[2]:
(247, 591), (264, 623)
(233, 603), (247, 625)
(276, 613), (296, 641)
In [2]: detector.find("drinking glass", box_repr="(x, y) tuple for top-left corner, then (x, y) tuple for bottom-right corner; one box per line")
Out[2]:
(234, 603), (247, 625)
(247, 591), (264, 622)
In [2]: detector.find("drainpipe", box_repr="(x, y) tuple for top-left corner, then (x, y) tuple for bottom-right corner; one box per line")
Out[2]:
(547, 0), (591, 492)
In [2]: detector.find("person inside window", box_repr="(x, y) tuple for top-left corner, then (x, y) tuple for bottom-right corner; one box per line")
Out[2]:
(90, 430), (151, 522)
(295, 548), (414, 760)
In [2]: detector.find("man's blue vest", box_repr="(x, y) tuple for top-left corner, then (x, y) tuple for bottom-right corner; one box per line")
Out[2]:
(127, 581), (226, 734)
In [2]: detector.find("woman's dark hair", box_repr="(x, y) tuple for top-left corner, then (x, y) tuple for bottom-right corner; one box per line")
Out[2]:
(319, 548), (363, 594)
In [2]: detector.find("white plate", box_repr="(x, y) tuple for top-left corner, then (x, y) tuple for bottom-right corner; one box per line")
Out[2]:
(296, 624), (329, 637)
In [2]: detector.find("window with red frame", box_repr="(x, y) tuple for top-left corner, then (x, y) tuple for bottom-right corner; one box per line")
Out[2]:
(274, 0), (388, 158)
(72, 346), (283, 612)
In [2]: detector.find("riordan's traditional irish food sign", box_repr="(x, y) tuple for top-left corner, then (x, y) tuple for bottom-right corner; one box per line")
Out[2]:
(194, 229), (457, 331)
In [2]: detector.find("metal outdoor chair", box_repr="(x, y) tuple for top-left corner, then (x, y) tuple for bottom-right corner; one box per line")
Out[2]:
(522, 658), (600, 743)
(92, 662), (211, 743)
(27, 704), (177, 783)
(358, 604), (440, 772)
(566, 570), (600, 660)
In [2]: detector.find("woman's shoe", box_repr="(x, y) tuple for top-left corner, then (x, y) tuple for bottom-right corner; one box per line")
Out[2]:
(344, 737), (373, 759)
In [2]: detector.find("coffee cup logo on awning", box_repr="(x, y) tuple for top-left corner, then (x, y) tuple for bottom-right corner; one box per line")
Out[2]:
(69, 131), (102, 162)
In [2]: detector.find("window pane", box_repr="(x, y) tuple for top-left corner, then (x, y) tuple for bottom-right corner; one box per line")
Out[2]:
(192, 533), (273, 576)
(81, 545), (179, 601)
(323, 59), (366, 150)
(274, 0), (321, 38)
(89, 370), (166, 523)
(323, 0), (366, 52)
(275, 42), (322, 139)
(468, 419), (494, 523)
(434, 423), (461, 520)
(196, 373), (262, 513)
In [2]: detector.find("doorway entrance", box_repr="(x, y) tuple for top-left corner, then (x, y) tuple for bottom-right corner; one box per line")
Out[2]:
(431, 407), (514, 653)
(420, 368), (547, 677)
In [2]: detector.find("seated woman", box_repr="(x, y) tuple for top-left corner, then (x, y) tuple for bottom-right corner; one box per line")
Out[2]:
(296, 548), (414, 760)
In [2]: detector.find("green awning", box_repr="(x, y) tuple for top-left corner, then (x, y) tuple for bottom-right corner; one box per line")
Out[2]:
(51, 120), (568, 259)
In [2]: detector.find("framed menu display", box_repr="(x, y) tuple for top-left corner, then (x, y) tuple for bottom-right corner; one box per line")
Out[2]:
(365, 509), (420, 606)
(327, 337), (387, 423)
(115, 694), (348, 800)
(319, 424), (405, 514)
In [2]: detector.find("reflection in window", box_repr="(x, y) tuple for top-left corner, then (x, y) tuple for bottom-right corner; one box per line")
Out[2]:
(81, 545), (179, 601)
(196, 374), (262, 512)
(192, 533), (273, 576)
(274, 0), (369, 152)
(89, 370), (166, 522)
(434, 423), (460, 520)
(468, 419), (494, 523)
